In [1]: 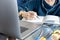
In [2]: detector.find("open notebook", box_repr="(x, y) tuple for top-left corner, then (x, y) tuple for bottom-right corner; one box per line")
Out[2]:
(22, 15), (60, 24)
(22, 16), (44, 24)
(44, 15), (60, 24)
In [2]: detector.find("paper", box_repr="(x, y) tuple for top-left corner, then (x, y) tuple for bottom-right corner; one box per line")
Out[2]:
(22, 16), (44, 23)
(44, 15), (60, 24)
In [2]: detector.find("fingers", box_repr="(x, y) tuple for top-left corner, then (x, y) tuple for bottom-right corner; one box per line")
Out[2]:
(26, 11), (37, 20)
(28, 11), (37, 19)
(18, 11), (26, 16)
(19, 11), (37, 20)
(28, 11), (37, 17)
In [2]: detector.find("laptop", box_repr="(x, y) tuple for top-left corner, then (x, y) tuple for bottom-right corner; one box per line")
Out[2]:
(0, 0), (20, 39)
(20, 21), (41, 39)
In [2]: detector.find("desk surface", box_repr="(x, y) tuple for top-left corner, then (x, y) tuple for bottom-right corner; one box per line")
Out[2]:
(20, 21), (42, 39)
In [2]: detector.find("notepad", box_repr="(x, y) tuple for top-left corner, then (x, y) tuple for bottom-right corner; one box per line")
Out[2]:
(22, 16), (44, 23)
(21, 15), (60, 24)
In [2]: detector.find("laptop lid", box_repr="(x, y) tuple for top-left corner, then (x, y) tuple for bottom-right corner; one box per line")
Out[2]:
(0, 0), (20, 39)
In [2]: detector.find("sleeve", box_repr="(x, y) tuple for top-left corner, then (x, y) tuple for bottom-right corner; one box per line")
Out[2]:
(17, 0), (36, 12)
(55, 5), (60, 16)
(47, 3), (60, 16)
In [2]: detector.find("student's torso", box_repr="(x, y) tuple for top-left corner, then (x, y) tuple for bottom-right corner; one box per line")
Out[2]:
(37, 0), (60, 16)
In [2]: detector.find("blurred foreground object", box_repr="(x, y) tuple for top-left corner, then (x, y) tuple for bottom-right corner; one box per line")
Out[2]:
(40, 37), (46, 40)
(0, 0), (20, 40)
(52, 30), (60, 40)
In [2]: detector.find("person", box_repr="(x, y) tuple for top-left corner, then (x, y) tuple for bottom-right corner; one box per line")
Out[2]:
(17, 0), (60, 19)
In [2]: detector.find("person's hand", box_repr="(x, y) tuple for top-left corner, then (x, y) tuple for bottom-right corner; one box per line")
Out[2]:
(27, 11), (37, 20)
(19, 11), (29, 19)
(18, 11), (26, 16)
(19, 11), (37, 20)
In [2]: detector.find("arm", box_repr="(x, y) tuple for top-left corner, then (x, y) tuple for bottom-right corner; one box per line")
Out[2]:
(17, 0), (37, 20)
(17, 0), (36, 12)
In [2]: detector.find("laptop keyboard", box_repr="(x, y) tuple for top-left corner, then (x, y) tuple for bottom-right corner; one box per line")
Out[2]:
(20, 26), (28, 33)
